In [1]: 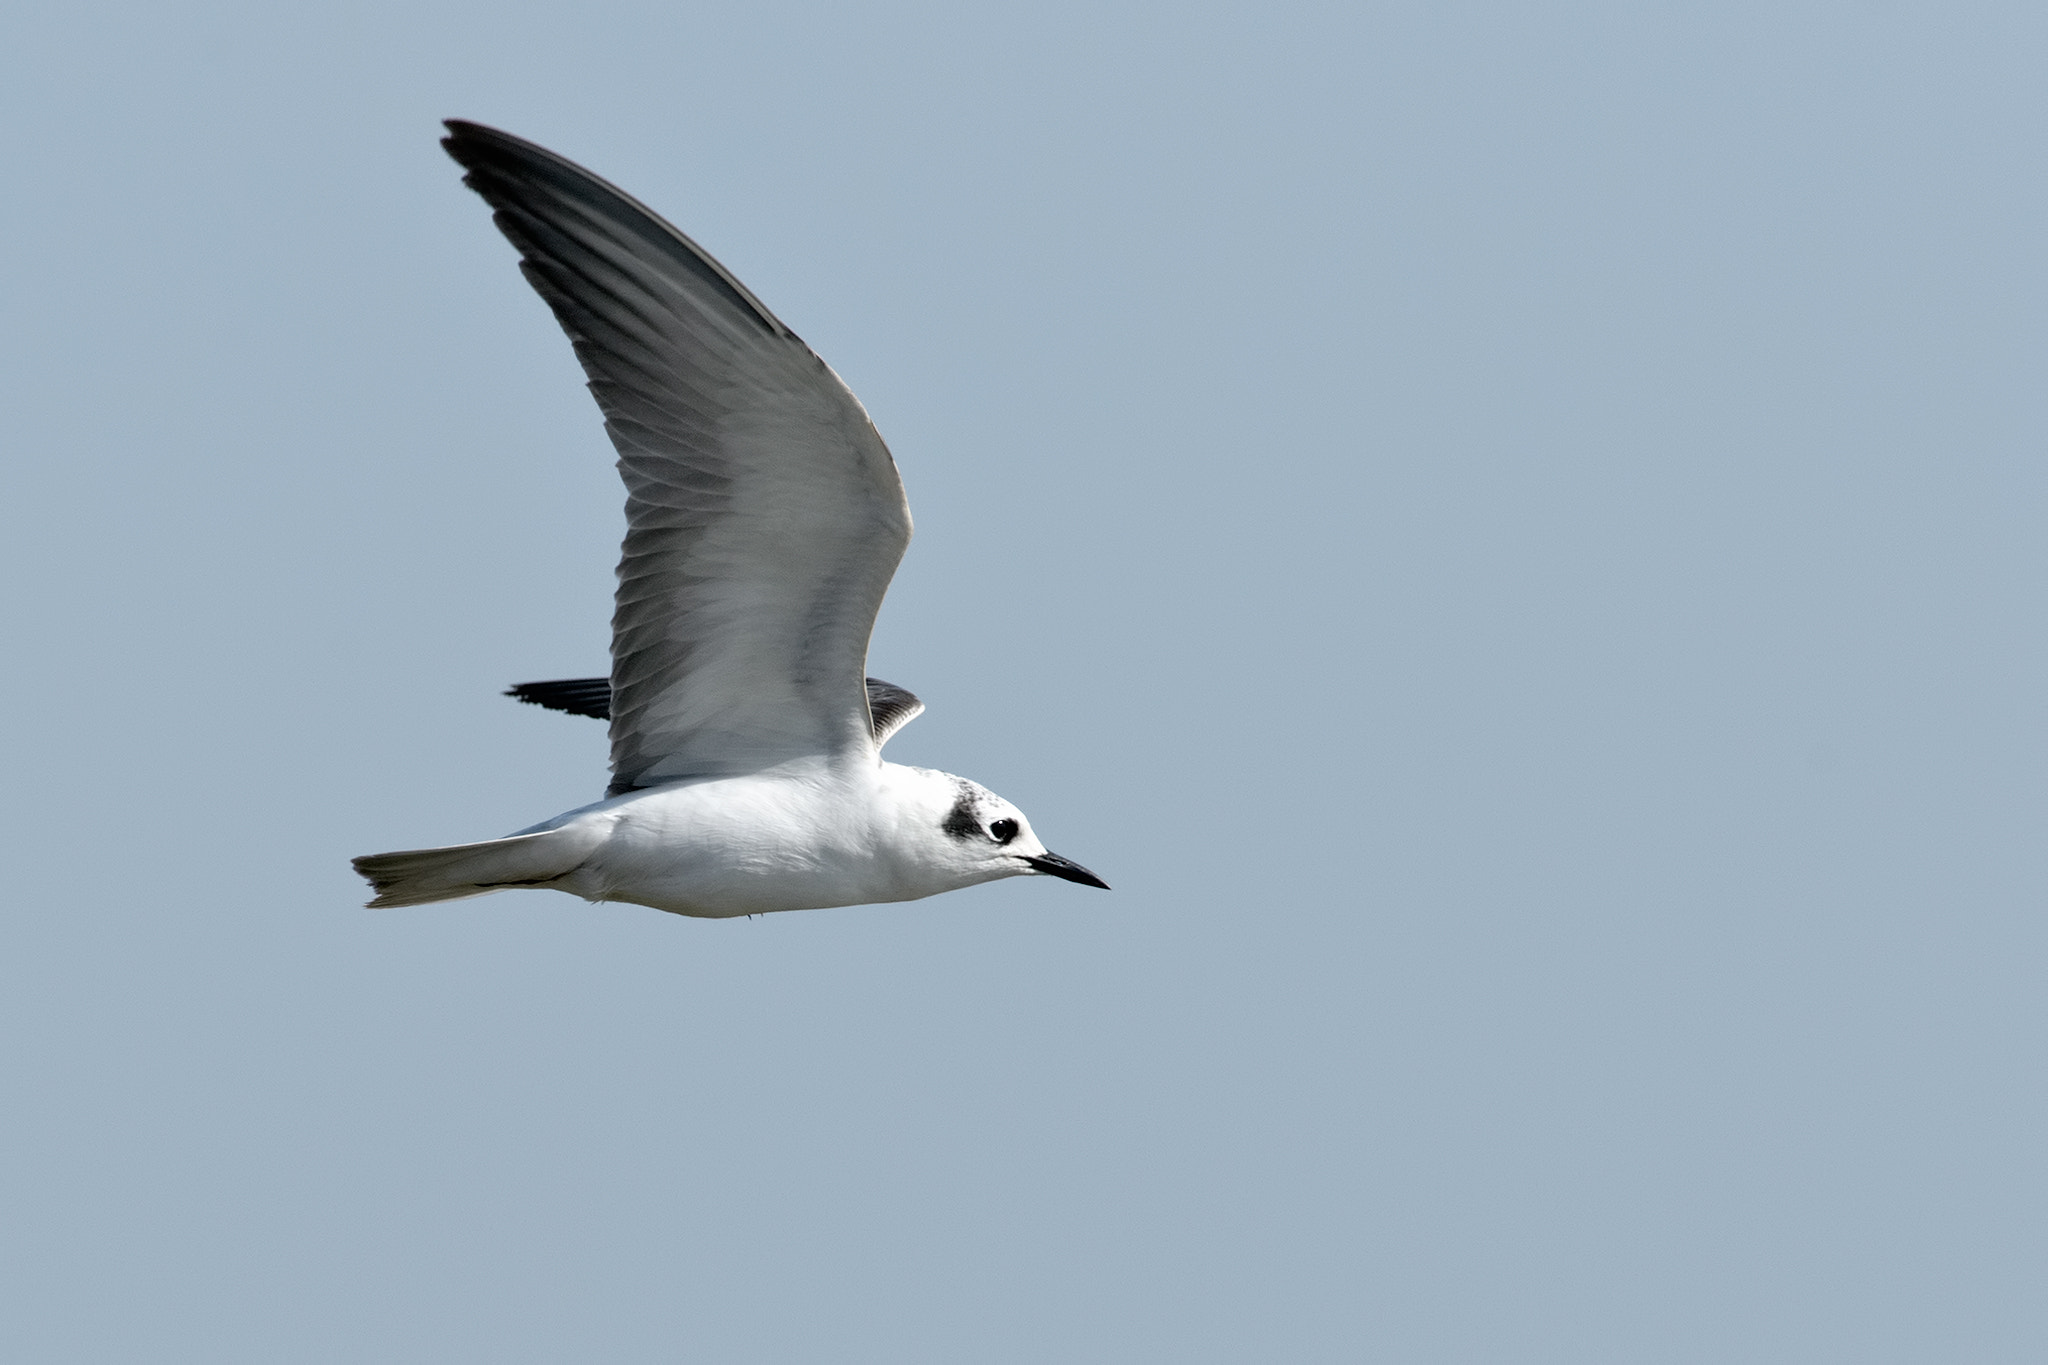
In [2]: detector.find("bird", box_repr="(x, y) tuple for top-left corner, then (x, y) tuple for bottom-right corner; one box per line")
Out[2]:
(351, 121), (1107, 918)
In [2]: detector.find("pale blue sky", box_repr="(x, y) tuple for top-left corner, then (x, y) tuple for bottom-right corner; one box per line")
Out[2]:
(4, 2), (2047, 1359)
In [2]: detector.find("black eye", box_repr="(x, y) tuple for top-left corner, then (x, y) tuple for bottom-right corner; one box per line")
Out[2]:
(990, 818), (1019, 844)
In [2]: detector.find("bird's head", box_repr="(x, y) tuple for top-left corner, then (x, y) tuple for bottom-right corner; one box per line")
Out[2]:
(890, 768), (1109, 894)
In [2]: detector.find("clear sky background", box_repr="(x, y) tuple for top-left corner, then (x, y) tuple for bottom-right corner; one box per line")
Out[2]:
(4, 2), (2045, 1360)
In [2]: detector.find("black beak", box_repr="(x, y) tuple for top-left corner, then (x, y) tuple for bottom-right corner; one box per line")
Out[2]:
(1023, 852), (1111, 890)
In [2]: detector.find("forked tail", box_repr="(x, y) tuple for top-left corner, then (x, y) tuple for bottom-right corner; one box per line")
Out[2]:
(351, 825), (599, 908)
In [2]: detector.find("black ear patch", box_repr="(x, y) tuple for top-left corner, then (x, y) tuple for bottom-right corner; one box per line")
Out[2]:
(941, 787), (982, 840)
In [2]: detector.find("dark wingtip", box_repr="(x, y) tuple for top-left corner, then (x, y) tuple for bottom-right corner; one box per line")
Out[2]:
(441, 117), (540, 158)
(439, 120), (555, 183)
(440, 117), (499, 162)
(505, 678), (613, 721)
(434, 117), (790, 340)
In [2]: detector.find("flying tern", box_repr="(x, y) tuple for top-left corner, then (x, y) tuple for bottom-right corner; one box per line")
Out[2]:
(352, 121), (1107, 917)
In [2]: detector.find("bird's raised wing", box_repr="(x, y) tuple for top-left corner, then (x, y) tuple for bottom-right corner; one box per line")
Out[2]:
(443, 121), (913, 792)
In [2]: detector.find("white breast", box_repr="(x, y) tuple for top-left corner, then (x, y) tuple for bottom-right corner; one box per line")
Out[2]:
(541, 759), (976, 917)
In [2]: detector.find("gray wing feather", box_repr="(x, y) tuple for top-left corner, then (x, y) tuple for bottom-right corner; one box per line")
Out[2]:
(443, 122), (913, 791)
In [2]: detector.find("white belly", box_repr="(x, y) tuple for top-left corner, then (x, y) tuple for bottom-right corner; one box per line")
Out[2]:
(538, 767), (934, 917)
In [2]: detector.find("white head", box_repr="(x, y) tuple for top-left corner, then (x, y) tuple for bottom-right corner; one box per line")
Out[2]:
(886, 766), (1110, 897)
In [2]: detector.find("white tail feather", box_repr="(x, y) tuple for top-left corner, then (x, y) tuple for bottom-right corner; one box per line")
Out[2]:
(352, 825), (600, 908)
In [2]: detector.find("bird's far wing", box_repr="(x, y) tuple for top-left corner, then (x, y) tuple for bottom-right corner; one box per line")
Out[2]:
(505, 677), (613, 719)
(505, 675), (925, 747)
(862, 678), (924, 746)
(444, 121), (913, 793)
